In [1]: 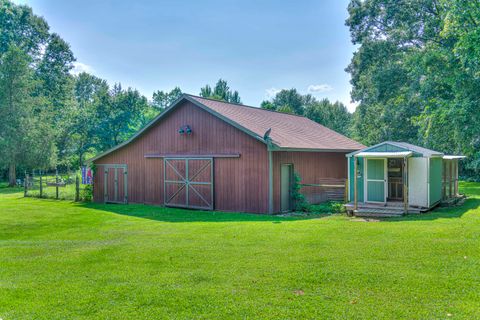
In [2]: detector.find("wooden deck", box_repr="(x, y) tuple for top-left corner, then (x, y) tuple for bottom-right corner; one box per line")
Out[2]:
(344, 201), (428, 218)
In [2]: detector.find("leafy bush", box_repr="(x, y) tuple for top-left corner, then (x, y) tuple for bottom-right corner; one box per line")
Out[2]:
(307, 201), (346, 214)
(291, 172), (309, 212)
(81, 184), (93, 202)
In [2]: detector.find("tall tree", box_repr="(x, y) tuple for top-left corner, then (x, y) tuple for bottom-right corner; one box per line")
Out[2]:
(70, 72), (108, 166)
(200, 79), (242, 103)
(152, 87), (182, 110)
(261, 89), (315, 115)
(346, 0), (480, 177)
(95, 84), (152, 150)
(304, 99), (352, 136)
(0, 0), (49, 58)
(0, 46), (55, 185)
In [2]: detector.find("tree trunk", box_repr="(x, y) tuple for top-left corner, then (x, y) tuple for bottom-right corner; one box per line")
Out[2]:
(8, 163), (16, 187)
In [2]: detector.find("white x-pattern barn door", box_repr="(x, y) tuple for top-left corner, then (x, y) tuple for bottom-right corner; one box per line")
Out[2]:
(164, 158), (213, 210)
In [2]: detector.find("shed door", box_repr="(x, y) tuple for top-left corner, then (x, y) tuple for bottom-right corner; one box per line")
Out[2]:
(281, 164), (294, 212)
(366, 159), (386, 203)
(164, 158), (213, 210)
(104, 166), (128, 203)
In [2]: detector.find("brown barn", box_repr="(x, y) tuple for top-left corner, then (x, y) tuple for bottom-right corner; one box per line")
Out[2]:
(89, 94), (364, 213)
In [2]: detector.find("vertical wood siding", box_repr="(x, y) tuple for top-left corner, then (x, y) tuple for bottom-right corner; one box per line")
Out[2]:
(272, 151), (349, 212)
(93, 101), (269, 213)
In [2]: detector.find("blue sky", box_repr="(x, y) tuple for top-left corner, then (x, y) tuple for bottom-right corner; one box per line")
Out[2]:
(16, 0), (357, 111)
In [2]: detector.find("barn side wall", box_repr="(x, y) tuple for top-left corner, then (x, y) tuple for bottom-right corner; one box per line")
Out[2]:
(272, 151), (349, 212)
(93, 101), (270, 213)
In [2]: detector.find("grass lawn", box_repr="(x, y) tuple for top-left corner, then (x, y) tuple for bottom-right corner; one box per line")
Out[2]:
(0, 183), (479, 319)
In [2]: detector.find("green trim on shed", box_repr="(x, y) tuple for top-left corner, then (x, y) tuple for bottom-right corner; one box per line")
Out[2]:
(429, 157), (442, 206)
(349, 157), (364, 202)
(367, 144), (407, 153)
(367, 143), (423, 157)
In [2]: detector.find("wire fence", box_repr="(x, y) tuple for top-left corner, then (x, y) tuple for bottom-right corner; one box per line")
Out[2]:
(23, 169), (92, 201)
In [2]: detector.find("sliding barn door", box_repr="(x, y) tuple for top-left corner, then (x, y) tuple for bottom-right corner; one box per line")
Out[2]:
(164, 158), (213, 210)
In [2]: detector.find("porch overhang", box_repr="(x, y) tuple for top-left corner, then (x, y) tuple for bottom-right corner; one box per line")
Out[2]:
(443, 155), (466, 160)
(354, 151), (413, 158)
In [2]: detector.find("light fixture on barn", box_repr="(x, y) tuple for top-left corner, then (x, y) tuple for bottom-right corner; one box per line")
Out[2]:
(178, 125), (192, 135)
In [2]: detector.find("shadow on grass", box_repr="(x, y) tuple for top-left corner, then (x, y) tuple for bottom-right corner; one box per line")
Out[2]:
(358, 181), (480, 222)
(76, 202), (330, 223)
(383, 197), (480, 222)
(0, 186), (24, 194)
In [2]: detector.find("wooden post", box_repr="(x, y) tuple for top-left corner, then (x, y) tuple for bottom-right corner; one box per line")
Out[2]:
(403, 157), (408, 214)
(449, 160), (453, 199)
(55, 168), (59, 199)
(354, 157), (358, 210)
(24, 174), (28, 197)
(344, 178), (349, 203)
(75, 175), (80, 202)
(454, 160), (459, 196)
(39, 174), (43, 198)
(442, 161), (446, 200)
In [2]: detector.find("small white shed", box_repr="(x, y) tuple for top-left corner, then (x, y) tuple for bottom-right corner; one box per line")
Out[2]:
(345, 141), (465, 216)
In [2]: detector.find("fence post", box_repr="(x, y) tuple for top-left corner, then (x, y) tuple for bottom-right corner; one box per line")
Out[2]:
(24, 174), (29, 197)
(55, 168), (59, 199)
(75, 175), (80, 202)
(39, 174), (43, 198)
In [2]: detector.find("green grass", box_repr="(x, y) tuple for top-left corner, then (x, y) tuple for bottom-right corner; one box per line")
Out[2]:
(0, 183), (479, 319)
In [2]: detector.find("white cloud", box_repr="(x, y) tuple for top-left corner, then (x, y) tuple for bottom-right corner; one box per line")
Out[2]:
(71, 62), (94, 75)
(265, 87), (283, 100)
(307, 84), (333, 93)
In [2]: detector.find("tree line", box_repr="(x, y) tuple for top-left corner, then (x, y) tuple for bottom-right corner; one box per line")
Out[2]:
(0, 0), (351, 186)
(346, 0), (480, 178)
(2, 0), (479, 186)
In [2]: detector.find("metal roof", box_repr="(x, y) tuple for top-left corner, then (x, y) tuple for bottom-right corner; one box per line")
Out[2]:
(384, 141), (443, 157)
(443, 155), (467, 160)
(89, 94), (365, 162)
(346, 141), (444, 158)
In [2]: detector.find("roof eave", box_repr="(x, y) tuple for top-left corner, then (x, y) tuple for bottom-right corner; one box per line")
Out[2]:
(87, 94), (269, 163)
(271, 146), (363, 153)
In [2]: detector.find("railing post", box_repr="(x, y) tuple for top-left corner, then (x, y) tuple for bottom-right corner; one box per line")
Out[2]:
(344, 178), (348, 203)
(75, 175), (80, 202)
(403, 157), (408, 214)
(354, 157), (358, 211)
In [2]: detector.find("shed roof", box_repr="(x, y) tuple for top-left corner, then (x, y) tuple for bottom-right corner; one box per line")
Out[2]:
(89, 94), (364, 162)
(385, 141), (443, 157)
(347, 141), (444, 158)
(355, 151), (413, 158)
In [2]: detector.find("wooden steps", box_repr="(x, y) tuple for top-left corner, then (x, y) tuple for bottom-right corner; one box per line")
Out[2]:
(346, 202), (427, 218)
(354, 206), (404, 218)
